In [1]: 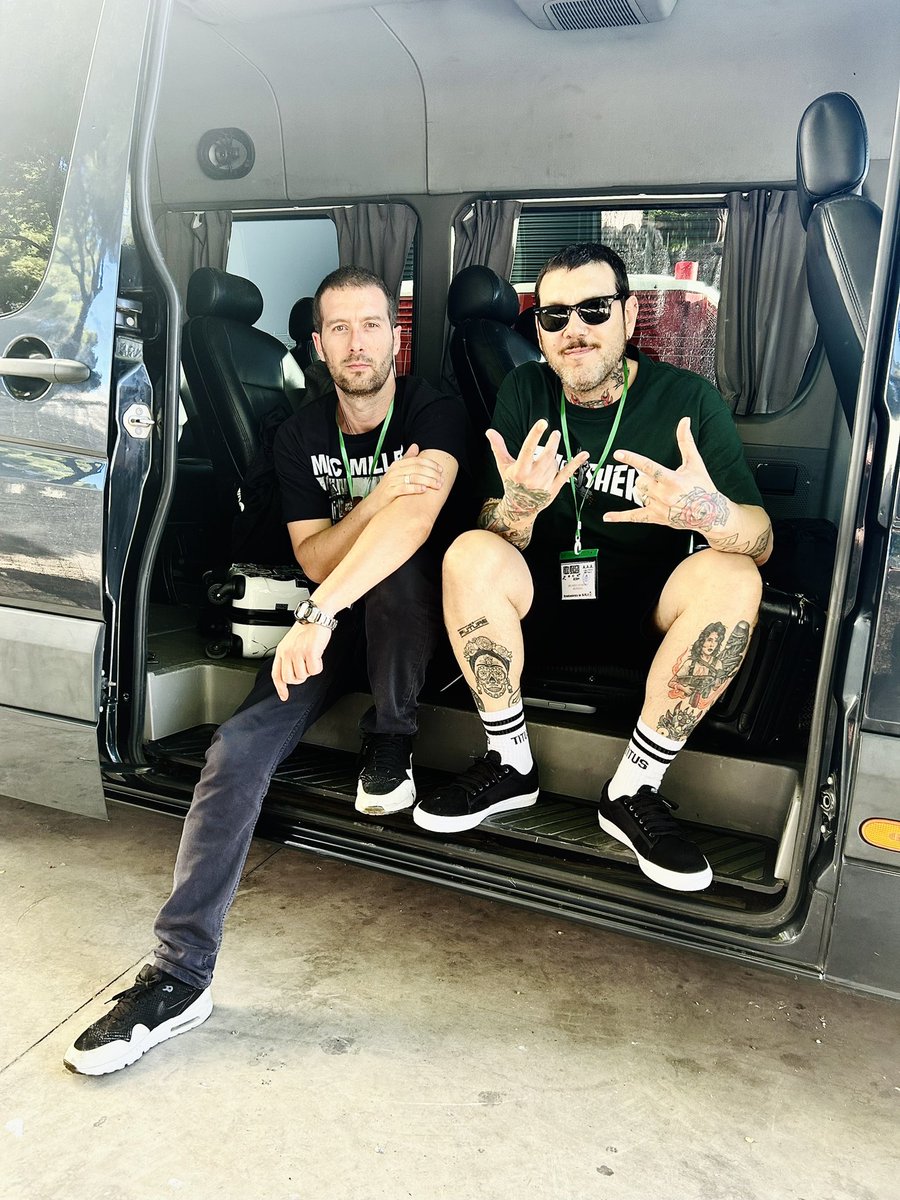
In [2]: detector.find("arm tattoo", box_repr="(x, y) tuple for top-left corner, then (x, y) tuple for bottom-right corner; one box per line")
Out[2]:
(706, 524), (772, 563)
(464, 635), (514, 702)
(668, 487), (730, 532)
(478, 498), (533, 550)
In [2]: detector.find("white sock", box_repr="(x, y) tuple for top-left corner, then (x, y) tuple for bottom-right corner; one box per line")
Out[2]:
(480, 702), (533, 774)
(608, 718), (685, 800)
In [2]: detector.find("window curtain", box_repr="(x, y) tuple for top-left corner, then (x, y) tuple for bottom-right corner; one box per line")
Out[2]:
(451, 199), (522, 280)
(442, 199), (523, 387)
(330, 203), (418, 301)
(153, 210), (232, 312)
(715, 190), (817, 415)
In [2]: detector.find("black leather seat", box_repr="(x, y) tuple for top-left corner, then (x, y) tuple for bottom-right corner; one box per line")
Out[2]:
(447, 265), (541, 430)
(181, 267), (306, 509)
(797, 92), (883, 430)
(288, 296), (317, 372)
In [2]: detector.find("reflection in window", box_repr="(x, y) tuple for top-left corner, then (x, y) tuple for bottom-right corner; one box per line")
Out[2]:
(0, 0), (102, 316)
(511, 205), (726, 384)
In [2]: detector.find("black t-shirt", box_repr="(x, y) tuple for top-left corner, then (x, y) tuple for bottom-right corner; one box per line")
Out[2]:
(484, 349), (764, 584)
(274, 376), (473, 553)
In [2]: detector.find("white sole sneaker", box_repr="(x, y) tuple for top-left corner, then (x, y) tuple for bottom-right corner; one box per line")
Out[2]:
(63, 988), (213, 1076)
(597, 813), (713, 892)
(412, 789), (539, 833)
(355, 771), (416, 816)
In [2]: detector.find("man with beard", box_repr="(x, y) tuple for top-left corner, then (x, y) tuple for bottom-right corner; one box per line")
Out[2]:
(64, 267), (469, 1076)
(413, 243), (771, 894)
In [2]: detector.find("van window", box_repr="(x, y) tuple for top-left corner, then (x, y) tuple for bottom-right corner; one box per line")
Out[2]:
(511, 204), (726, 384)
(226, 213), (418, 373)
(0, 0), (103, 317)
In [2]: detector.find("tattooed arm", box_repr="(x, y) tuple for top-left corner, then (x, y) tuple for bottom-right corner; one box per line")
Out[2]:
(605, 417), (773, 565)
(478, 419), (589, 550)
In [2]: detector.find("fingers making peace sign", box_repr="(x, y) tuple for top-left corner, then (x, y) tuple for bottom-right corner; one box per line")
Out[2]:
(604, 417), (731, 533)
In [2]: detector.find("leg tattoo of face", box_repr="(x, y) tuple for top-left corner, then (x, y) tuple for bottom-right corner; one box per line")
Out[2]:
(464, 635), (514, 702)
(668, 620), (751, 711)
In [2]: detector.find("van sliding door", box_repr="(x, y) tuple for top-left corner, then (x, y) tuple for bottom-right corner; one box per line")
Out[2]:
(0, 0), (156, 816)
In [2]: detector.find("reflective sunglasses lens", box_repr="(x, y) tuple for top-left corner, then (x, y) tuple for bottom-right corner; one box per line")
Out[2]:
(536, 307), (570, 332)
(576, 301), (613, 325)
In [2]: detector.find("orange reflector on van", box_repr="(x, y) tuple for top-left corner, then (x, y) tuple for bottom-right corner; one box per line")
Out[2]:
(860, 819), (900, 852)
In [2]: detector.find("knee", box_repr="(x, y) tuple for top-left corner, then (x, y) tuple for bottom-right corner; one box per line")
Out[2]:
(691, 549), (763, 614)
(443, 529), (513, 591)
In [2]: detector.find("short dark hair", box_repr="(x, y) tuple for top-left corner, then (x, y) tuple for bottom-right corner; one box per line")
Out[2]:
(534, 242), (631, 307)
(312, 266), (398, 332)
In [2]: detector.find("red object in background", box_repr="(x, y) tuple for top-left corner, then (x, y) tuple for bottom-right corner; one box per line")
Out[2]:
(674, 260), (698, 281)
(396, 295), (414, 375)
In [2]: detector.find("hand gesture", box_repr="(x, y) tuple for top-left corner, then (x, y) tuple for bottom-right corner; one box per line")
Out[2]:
(368, 443), (444, 512)
(487, 419), (590, 521)
(604, 417), (730, 533)
(271, 620), (333, 701)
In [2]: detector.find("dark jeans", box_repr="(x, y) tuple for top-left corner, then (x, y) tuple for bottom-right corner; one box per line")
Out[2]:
(153, 548), (442, 989)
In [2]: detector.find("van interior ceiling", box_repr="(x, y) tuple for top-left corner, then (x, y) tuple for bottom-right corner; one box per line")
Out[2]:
(126, 0), (900, 935)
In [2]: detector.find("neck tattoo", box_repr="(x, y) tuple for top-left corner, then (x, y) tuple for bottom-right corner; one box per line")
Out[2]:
(567, 362), (626, 409)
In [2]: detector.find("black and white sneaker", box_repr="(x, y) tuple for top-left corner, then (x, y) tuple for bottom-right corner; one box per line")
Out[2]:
(413, 751), (540, 833)
(356, 733), (416, 815)
(63, 964), (212, 1076)
(597, 782), (713, 892)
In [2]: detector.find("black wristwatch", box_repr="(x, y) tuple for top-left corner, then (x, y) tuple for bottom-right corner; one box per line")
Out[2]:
(293, 598), (338, 631)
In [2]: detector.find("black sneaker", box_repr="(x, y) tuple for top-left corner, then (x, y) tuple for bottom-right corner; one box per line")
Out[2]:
(597, 782), (713, 892)
(413, 751), (540, 833)
(63, 964), (212, 1076)
(356, 733), (416, 815)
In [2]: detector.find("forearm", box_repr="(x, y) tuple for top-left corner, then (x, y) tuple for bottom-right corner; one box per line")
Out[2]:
(670, 488), (772, 564)
(477, 478), (553, 550)
(310, 500), (431, 614)
(295, 493), (382, 582)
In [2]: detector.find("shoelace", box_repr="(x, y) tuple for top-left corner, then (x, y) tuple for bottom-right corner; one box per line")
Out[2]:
(453, 752), (510, 799)
(361, 736), (409, 775)
(99, 971), (168, 1024)
(623, 787), (682, 842)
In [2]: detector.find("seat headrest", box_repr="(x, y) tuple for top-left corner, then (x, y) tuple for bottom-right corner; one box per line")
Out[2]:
(796, 92), (869, 229)
(186, 267), (264, 324)
(288, 296), (316, 344)
(448, 265), (520, 327)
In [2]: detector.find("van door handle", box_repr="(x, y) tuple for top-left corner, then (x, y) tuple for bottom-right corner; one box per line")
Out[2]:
(0, 356), (91, 383)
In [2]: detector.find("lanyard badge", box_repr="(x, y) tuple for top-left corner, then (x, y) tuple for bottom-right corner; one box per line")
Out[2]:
(557, 359), (629, 599)
(334, 399), (394, 520)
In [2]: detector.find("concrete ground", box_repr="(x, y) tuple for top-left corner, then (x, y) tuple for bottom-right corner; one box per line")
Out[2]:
(1, 793), (897, 1200)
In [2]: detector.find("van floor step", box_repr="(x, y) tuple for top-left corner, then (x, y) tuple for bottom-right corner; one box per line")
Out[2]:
(152, 726), (782, 894)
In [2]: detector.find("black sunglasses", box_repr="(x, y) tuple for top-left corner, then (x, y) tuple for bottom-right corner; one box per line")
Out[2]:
(534, 292), (628, 333)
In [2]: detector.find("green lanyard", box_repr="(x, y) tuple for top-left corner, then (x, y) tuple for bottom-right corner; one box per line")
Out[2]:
(559, 358), (629, 554)
(336, 398), (394, 501)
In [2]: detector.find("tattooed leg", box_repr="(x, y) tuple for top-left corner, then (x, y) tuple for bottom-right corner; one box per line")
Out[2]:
(442, 529), (533, 712)
(642, 550), (763, 741)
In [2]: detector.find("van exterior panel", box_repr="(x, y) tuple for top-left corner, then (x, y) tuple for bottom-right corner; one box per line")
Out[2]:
(826, 860), (900, 997)
(0, 608), (102, 723)
(0, 707), (106, 820)
(842, 732), (900, 870)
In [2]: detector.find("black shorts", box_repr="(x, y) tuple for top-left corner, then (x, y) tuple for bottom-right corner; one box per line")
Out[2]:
(521, 553), (674, 672)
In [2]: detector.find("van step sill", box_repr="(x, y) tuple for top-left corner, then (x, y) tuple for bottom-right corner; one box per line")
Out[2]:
(152, 726), (782, 894)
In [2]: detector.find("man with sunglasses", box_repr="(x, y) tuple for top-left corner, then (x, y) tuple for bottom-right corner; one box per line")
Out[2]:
(413, 243), (771, 894)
